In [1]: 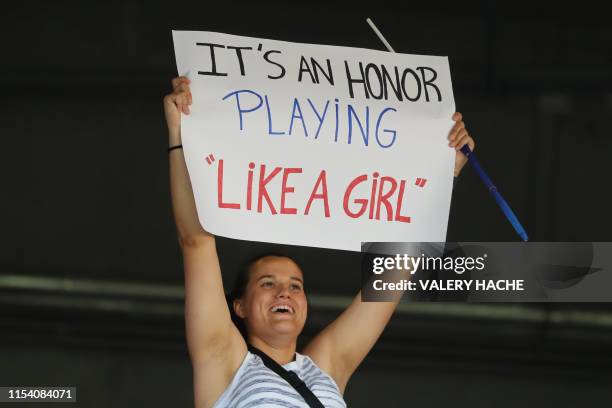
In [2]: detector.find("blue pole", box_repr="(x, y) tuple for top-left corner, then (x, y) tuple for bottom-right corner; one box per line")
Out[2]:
(460, 145), (528, 241)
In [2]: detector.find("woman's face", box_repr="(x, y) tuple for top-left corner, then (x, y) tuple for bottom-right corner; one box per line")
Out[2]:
(234, 256), (308, 341)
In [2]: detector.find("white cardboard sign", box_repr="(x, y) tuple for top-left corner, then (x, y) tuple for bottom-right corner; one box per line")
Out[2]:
(173, 31), (456, 251)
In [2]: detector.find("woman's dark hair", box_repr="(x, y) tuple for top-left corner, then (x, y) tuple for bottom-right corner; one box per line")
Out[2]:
(227, 252), (303, 340)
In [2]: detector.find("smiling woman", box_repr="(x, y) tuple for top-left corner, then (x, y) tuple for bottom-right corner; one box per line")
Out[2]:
(164, 75), (474, 408)
(229, 254), (308, 342)
(215, 254), (350, 408)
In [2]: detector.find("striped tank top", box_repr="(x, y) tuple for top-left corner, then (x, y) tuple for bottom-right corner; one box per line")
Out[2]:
(212, 351), (346, 408)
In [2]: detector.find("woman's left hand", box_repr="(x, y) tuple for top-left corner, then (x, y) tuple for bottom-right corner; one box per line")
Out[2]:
(448, 112), (475, 177)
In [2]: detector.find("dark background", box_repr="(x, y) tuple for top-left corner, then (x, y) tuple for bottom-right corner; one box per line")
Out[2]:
(2, 1), (612, 407)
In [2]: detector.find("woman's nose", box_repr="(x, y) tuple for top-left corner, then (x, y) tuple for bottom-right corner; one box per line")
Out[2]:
(275, 285), (291, 298)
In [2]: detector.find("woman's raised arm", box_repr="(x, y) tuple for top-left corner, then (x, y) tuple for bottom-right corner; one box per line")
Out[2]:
(164, 77), (246, 408)
(165, 77), (206, 244)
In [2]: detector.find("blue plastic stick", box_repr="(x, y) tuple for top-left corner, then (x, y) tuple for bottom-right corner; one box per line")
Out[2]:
(460, 145), (528, 241)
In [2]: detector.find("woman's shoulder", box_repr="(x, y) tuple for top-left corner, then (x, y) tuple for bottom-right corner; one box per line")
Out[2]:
(296, 353), (341, 385)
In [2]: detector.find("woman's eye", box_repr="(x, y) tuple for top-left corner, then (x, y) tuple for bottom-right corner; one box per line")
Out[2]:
(291, 284), (302, 291)
(261, 281), (274, 288)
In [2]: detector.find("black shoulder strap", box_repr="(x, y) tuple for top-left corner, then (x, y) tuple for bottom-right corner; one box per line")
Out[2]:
(248, 345), (325, 408)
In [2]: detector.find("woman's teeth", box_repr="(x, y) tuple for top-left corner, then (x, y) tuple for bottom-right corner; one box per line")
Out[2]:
(271, 305), (293, 314)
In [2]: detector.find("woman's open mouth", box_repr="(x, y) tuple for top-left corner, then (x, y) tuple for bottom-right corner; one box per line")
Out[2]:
(270, 304), (295, 314)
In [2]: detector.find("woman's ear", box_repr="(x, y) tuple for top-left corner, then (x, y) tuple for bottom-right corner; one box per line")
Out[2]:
(233, 298), (245, 318)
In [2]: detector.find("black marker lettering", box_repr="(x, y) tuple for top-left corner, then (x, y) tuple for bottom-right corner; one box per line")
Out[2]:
(345, 61), (370, 99)
(263, 50), (286, 79)
(196, 42), (228, 76)
(417, 67), (442, 102)
(227, 46), (253, 76)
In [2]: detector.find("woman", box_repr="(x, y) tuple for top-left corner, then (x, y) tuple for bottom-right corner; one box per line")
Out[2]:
(164, 76), (474, 408)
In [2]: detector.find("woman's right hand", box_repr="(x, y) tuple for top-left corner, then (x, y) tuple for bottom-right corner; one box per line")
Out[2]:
(163, 76), (192, 141)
